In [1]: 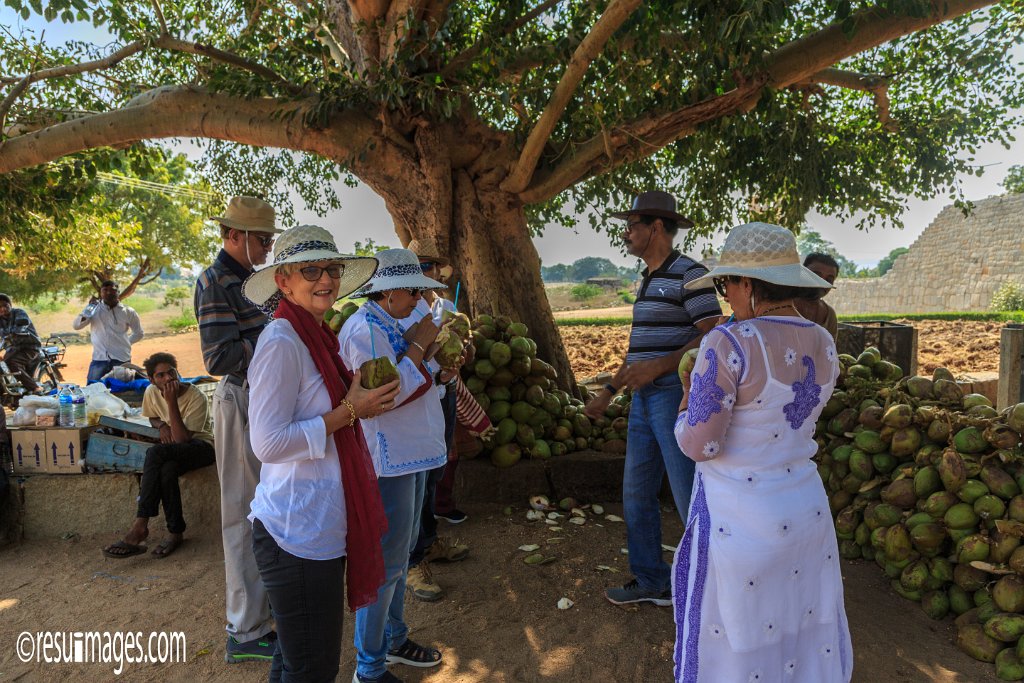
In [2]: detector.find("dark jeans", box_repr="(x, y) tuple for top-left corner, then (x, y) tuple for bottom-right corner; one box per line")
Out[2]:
(136, 440), (215, 533)
(5, 347), (39, 391)
(409, 388), (457, 567)
(252, 518), (345, 683)
(87, 358), (127, 383)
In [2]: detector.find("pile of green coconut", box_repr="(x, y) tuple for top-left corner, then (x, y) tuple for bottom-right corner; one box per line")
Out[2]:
(816, 346), (1024, 680)
(460, 314), (630, 467)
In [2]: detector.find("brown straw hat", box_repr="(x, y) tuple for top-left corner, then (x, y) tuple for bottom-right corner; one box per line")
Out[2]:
(406, 237), (450, 267)
(210, 196), (283, 234)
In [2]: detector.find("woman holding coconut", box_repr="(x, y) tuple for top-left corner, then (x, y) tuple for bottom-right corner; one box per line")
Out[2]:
(241, 225), (398, 682)
(672, 222), (852, 683)
(338, 248), (453, 683)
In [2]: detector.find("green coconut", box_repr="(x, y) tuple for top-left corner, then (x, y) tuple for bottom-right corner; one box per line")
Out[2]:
(490, 443), (522, 468)
(994, 575), (1024, 613)
(359, 356), (399, 389)
(921, 590), (950, 620)
(955, 427), (989, 455)
(957, 624), (1006, 663)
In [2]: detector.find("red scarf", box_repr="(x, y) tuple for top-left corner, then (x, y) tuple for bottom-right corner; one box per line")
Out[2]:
(275, 297), (387, 610)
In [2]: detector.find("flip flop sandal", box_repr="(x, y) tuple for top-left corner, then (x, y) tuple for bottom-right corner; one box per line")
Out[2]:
(385, 639), (442, 668)
(102, 540), (146, 559)
(151, 538), (183, 559)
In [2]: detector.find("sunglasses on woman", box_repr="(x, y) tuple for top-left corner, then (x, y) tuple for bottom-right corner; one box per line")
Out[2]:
(298, 264), (345, 281)
(713, 276), (740, 297)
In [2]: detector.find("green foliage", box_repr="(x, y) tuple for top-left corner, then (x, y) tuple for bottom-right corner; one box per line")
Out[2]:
(166, 309), (198, 332)
(618, 289), (636, 305)
(128, 297), (158, 314)
(1004, 166), (1024, 194)
(876, 247), (910, 277)
(163, 286), (191, 308)
(352, 238), (390, 257)
(542, 257), (635, 283)
(570, 284), (602, 301)
(557, 317), (633, 327)
(990, 282), (1024, 312)
(795, 231), (857, 277)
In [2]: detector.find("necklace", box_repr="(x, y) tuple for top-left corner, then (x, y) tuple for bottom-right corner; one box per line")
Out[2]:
(757, 301), (798, 317)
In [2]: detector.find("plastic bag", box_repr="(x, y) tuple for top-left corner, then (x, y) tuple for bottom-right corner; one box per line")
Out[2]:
(81, 383), (129, 418)
(19, 395), (59, 411)
(10, 406), (36, 426)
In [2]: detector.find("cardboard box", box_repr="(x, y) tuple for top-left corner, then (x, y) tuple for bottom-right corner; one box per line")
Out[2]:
(11, 426), (93, 475)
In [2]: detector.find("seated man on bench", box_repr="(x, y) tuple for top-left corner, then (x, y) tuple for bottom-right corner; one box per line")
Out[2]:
(102, 352), (215, 559)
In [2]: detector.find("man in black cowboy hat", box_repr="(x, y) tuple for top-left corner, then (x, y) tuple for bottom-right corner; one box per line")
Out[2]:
(585, 190), (721, 607)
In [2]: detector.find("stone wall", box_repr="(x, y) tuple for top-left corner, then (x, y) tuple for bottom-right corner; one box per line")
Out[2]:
(832, 193), (1024, 315)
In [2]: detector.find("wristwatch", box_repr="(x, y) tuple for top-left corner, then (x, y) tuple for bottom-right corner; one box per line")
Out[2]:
(603, 383), (618, 395)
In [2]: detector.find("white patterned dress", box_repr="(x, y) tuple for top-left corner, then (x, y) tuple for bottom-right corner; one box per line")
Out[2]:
(672, 317), (852, 683)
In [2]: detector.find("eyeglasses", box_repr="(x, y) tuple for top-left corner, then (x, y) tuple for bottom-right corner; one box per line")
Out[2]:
(406, 288), (423, 297)
(248, 233), (275, 248)
(624, 218), (652, 234)
(419, 262), (437, 272)
(713, 276), (740, 297)
(298, 264), (345, 281)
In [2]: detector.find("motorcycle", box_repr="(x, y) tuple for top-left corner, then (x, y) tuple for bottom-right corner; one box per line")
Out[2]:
(0, 332), (67, 408)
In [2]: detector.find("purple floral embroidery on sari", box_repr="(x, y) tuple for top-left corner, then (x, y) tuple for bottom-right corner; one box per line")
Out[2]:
(783, 356), (821, 430)
(686, 348), (726, 427)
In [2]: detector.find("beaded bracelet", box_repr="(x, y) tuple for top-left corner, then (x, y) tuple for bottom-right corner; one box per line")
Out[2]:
(340, 398), (357, 427)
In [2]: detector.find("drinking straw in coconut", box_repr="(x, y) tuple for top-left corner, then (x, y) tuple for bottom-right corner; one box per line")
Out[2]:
(453, 281), (461, 310)
(367, 317), (376, 358)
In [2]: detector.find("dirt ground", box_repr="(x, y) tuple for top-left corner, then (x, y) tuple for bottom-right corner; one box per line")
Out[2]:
(558, 320), (1004, 380)
(0, 499), (1003, 683)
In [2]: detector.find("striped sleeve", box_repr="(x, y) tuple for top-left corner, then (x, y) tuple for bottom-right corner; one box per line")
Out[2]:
(681, 264), (721, 322)
(194, 272), (254, 377)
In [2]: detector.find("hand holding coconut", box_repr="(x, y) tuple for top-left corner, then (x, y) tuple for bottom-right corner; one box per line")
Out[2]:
(338, 370), (401, 422)
(404, 317), (442, 363)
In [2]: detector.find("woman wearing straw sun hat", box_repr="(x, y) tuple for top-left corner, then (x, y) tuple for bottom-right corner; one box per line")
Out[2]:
(241, 225), (400, 683)
(670, 222), (852, 683)
(338, 248), (452, 683)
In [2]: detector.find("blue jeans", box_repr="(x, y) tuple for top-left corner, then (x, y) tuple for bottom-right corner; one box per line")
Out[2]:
(623, 373), (695, 593)
(354, 470), (427, 680)
(252, 518), (345, 683)
(87, 358), (126, 383)
(410, 389), (457, 567)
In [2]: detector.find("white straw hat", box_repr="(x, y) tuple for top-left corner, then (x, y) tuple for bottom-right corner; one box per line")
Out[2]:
(209, 196), (283, 234)
(686, 222), (834, 291)
(242, 225), (378, 311)
(354, 248), (447, 296)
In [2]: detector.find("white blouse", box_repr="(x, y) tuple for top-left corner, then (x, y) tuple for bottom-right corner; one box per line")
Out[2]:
(338, 303), (448, 477)
(247, 318), (347, 561)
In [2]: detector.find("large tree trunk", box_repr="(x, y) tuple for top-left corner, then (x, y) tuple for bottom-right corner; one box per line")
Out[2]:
(363, 133), (577, 393)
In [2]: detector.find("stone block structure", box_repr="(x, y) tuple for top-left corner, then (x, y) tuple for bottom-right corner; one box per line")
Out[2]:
(833, 193), (1024, 315)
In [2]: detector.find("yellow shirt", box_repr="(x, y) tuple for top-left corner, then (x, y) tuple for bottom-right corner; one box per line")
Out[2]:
(142, 384), (214, 445)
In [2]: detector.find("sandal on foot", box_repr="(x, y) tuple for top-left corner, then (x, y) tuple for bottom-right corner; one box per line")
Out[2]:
(151, 538), (183, 559)
(385, 639), (442, 668)
(102, 540), (146, 559)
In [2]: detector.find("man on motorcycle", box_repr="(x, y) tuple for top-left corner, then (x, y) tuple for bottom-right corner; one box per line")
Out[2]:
(0, 293), (42, 392)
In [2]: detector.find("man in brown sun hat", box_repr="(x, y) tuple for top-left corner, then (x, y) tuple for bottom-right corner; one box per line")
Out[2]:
(194, 195), (283, 664)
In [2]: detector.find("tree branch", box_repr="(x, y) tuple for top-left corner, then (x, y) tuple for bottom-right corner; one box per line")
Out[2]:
(441, 0), (562, 78)
(797, 67), (897, 130)
(0, 87), (376, 174)
(150, 0), (169, 34)
(518, 0), (995, 203)
(0, 42), (146, 134)
(501, 0), (641, 194)
(152, 35), (308, 96)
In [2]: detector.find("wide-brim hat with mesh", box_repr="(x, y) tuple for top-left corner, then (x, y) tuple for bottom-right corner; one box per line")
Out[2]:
(354, 248), (447, 296)
(685, 222), (834, 291)
(608, 190), (695, 229)
(406, 237), (450, 267)
(242, 225), (379, 311)
(209, 196), (284, 234)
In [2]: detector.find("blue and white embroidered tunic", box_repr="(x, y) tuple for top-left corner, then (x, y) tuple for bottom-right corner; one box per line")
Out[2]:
(672, 317), (851, 683)
(338, 302), (447, 478)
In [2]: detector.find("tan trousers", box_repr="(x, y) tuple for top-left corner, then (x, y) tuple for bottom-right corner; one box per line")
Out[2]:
(213, 378), (272, 642)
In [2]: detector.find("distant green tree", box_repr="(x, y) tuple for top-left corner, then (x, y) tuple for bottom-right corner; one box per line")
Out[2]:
(353, 238), (389, 257)
(1003, 166), (1024, 194)
(541, 263), (572, 282)
(795, 231), (857, 277)
(570, 257), (621, 281)
(876, 247), (910, 276)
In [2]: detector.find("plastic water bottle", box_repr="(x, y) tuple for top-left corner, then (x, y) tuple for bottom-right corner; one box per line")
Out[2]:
(82, 300), (99, 318)
(72, 385), (87, 426)
(58, 384), (74, 427)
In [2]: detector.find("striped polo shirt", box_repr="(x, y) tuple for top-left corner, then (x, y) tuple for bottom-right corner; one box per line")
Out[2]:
(626, 250), (721, 364)
(193, 249), (268, 382)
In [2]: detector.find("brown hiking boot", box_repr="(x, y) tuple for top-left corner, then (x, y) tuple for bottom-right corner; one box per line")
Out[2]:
(407, 562), (443, 602)
(425, 536), (469, 563)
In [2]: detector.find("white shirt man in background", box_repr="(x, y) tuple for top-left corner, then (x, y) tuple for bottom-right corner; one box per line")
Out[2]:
(72, 279), (144, 382)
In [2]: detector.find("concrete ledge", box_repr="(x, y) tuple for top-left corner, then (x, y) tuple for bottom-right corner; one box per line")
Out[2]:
(16, 466), (220, 540)
(455, 450), (627, 504)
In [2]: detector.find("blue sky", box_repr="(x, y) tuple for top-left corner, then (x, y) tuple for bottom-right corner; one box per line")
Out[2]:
(3, 7), (1021, 269)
